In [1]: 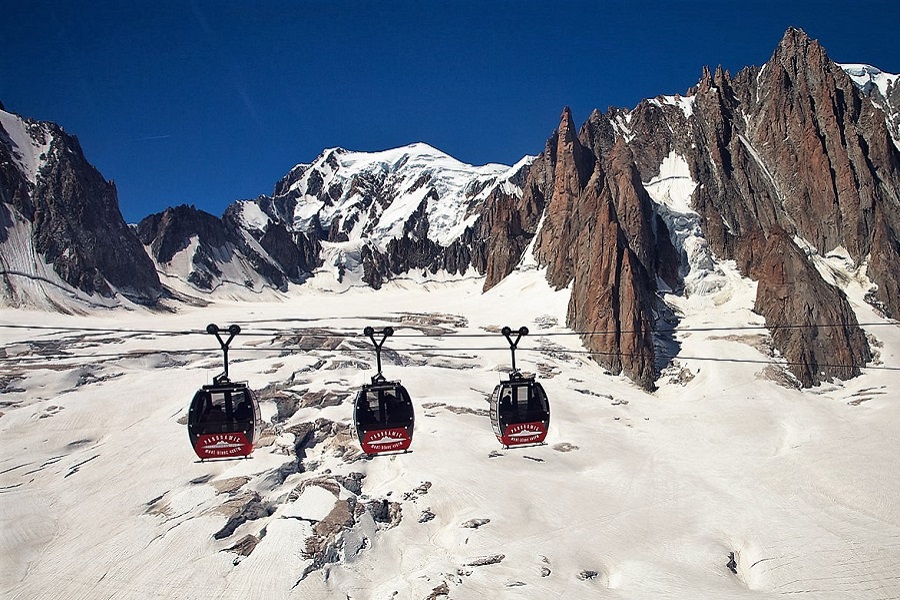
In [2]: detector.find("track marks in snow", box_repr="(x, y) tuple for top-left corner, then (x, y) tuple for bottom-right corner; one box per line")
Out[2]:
(19, 455), (66, 477)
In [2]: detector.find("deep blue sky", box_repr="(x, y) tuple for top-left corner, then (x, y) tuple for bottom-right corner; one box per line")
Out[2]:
(3, 1), (899, 223)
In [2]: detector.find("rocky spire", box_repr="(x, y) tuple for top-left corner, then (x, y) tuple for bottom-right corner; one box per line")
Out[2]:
(525, 108), (675, 388)
(686, 27), (880, 385)
(533, 107), (595, 288)
(549, 27), (886, 388)
(560, 144), (659, 388)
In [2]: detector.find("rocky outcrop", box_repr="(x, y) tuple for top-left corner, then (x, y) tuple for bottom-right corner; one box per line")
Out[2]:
(485, 28), (892, 388)
(777, 32), (897, 254)
(359, 196), (488, 288)
(477, 174), (545, 289)
(222, 203), (321, 288)
(675, 30), (899, 294)
(138, 204), (228, 265)
(867, 205), (900, 315)
(0, 137), (33, 225)
(532, 108), (595, 285)
(137, 204), (319, 292)
(751, 30), (900, 320)
(137, 205), (232, 290)
(679, 29), (887, 385)
(752, 229), (871, 386)
(1, 110), (162, 305)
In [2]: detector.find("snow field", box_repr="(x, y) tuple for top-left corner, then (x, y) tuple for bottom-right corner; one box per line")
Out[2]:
(1, 269), (900, 599)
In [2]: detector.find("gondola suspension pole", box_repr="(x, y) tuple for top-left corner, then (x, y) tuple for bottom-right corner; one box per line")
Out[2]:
(207, 323), (241, 384)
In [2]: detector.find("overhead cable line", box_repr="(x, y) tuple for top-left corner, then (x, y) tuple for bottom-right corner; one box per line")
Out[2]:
(0, 320), (897, 339)
(2, 345), (899, 372)
(0, 323), (201, 336)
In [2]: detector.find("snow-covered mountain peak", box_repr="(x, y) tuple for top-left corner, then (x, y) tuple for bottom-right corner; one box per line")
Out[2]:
(259, 143), (534, 251)
(194, 143), (537, 294)
(840, 63), (900, 151)
(312, 142), (513, 187)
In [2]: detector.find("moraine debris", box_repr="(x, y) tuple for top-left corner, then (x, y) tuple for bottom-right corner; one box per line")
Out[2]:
(552, 442), (579, 452)
(425, 582), (450, 599)
(336, 472), (366, 495)
(461, 518), (490, 529)
(466, 554), (505, 567)
(418, 509), (436, 523)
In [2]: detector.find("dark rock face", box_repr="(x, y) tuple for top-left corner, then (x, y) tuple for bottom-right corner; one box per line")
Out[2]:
(513, 110), (678, 388)
(679, 29), (888, 385)
(868, 206), (900, 315)
(137, 204), (232, 291)
(1, 113), (162, 304)
(222, 203), (321, 290)
(752, 229), (871, 386)
(675, 31), (899, 281)
(533, 107), (596, 287)
(479, 174), (545, 289)
(0, 135), (34, 226)
(137, 203), (320, 292)
(756, 32), (900, 323)
(137, 204), (228, 265)
(359, 196), (483, 289)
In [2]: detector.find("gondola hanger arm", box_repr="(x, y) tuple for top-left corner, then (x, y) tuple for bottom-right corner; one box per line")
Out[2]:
(207, 323), (241, 348)
(501, 326), (529, 349)
(501, 326), (529, 376)
(206, 323), (242, 384)
(364, 326), (394, 383)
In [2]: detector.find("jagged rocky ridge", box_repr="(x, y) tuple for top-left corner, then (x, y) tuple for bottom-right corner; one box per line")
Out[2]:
(0, 103), (163, 307)
(136, 203), (320, 293)
(475, 28), (897, 388)
(2, 28), (898, 389)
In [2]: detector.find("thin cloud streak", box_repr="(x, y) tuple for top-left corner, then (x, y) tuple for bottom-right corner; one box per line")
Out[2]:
(131, 134), (173, 142)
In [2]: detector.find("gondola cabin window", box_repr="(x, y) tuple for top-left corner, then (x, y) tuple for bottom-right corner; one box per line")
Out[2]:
(202, 391), (228, 426)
